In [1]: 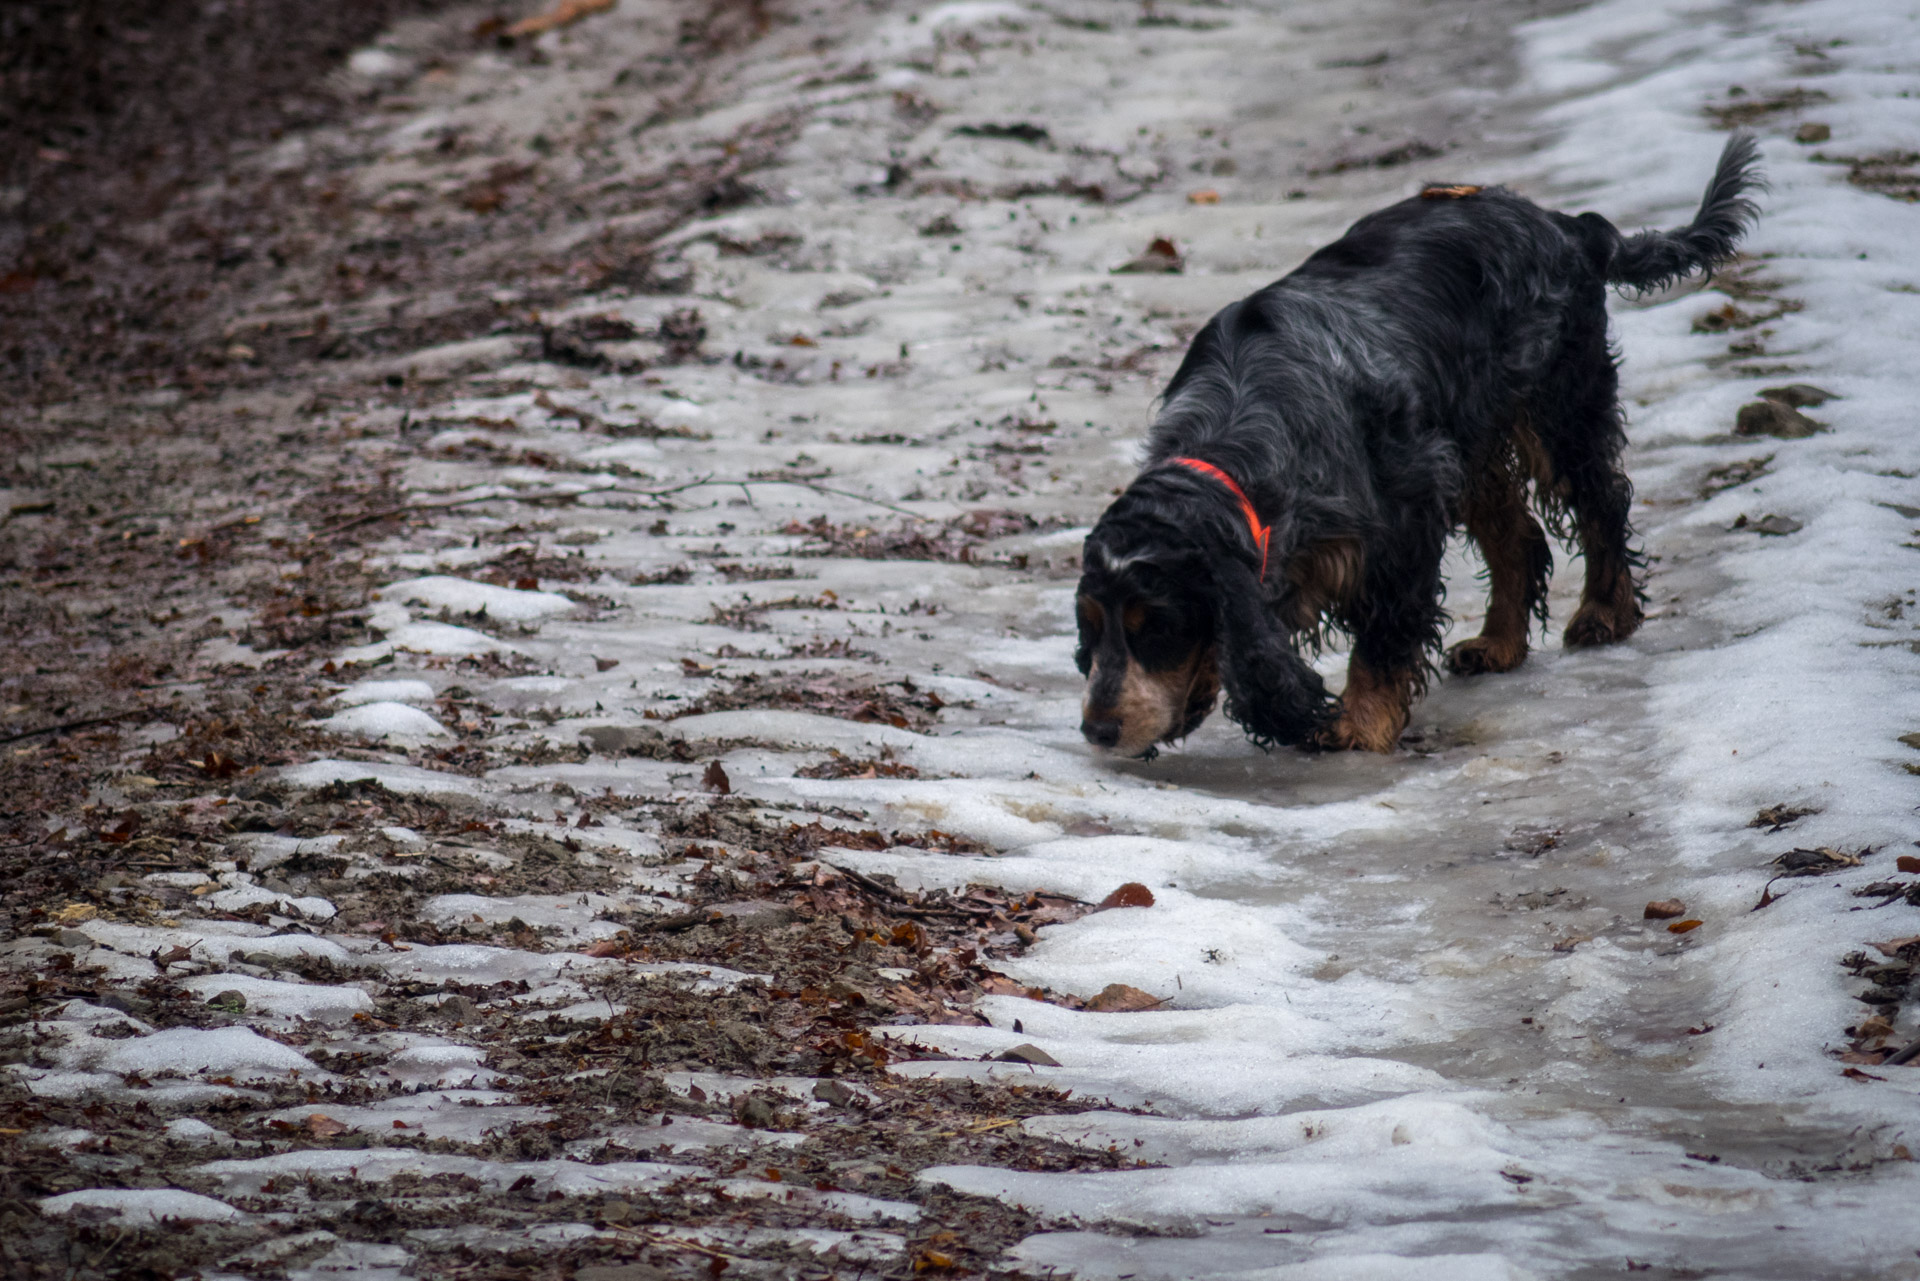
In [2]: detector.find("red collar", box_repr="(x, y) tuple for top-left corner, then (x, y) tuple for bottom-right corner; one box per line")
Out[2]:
(1167, 456), (1270, 580)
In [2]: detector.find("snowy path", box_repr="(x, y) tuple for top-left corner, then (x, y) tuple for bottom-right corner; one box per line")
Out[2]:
(12, 0), (1920, 1275)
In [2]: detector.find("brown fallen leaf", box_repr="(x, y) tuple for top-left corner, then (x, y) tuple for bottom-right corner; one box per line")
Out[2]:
(1842, 1067), (1887, 1083)
(1734, 400), (1824, 440)
(1085, 983), (1168, 1013)
(1839, 1051), (1887, 1065)
(812, 1079), (857, 1107)
(1771, 845), (1864, 877)
(1896, 855), (1920, 874)
(702, 760), (731, 795)
(506, 0), (614, 37)
(53, 903), (98, 925)
(1750, 802), (1817, 829)
(595, 657), (619, 672)
(1113, 237), (1183, 275)
(1667, 919), (1704, 934)
(582, 939), (627, 958)
(195, 750), (241, 779)
(1187, 188), (1221, 204)
(307, 1114), (349, 1138)
(1869, 936), (1920, 958)
(998, 1043), (1060, 1067)
(1857, 1014), (1897, 1040)
(1731, 512), (1804, 536)
(153, 944), (194, 969)
(1097, 882), (1155, 910)
(1759, 384), (1837, 409)
(1644, 899), (1687, 919)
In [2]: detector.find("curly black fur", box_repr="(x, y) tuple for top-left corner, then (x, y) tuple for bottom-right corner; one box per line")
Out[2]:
(1075, 134), (1762, 754)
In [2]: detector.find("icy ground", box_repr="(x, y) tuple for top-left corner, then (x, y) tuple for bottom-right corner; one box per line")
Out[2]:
(9, 0), (1920, 1275)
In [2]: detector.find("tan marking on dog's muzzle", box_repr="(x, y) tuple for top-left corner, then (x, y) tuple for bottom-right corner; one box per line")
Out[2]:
(1083, 655), (1207, 756)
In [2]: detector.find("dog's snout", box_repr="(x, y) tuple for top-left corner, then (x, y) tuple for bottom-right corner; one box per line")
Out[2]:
(1081, 717), (1122, 749)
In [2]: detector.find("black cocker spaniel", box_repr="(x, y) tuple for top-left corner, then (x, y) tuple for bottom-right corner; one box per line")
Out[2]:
(1077, 135), (1762, 757)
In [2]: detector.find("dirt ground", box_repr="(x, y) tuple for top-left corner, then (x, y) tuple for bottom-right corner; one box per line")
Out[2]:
(0, 1), (1188, 1275)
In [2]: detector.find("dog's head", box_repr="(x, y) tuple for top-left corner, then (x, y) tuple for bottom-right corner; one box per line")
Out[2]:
(1075, 531), (1222, 757)
(1076, 467), (1331, 756)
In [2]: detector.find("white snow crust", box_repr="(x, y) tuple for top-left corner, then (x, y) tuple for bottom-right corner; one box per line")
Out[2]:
(311, 702), (451, 741)
(39, 1188), (245, 1225)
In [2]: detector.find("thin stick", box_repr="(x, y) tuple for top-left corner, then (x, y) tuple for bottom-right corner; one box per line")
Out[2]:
(0, 712), (131, 747)
(310, 486), (638, 539)
(608, 1223), (737, 1261)
(769, 478), (936, 521)
(823, 861), (911, 903)
(310, 474), (936, 540)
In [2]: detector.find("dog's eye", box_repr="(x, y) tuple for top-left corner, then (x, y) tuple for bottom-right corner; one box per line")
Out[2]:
(1077, 596), (1105, 634)
(1123, 602), (1150, 633)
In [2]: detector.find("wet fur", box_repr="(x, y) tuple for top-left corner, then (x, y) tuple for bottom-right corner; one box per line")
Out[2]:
(1077, 135), (1762, 755)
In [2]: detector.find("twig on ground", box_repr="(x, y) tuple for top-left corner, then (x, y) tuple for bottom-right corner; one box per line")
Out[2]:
(634, 909), (727, 934)
(823, 861), (911, 902)
(310, 474), (937, 540)
(0, 712), (133, 746)
(1886, 1037), (1920, 1067)
(608, 1224), (738, 1261)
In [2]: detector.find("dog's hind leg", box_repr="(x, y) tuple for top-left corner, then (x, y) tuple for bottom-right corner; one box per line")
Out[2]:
(1446, 456), (1549, 675)
(1562, 478), (1643, 648)
(1535, 333), (1645, 649)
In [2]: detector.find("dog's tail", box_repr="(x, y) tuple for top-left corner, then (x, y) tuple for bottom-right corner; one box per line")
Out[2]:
(1593, 133), (1764, 292)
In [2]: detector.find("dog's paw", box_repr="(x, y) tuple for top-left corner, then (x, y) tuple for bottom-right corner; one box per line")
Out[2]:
(1563, 600), (1643, 649)
(1444, 635), (1528, 676)
(1312, 709), (1404, 754)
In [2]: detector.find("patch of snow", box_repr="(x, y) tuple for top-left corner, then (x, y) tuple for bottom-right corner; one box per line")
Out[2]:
(143, 871), (213, 888)
(40, 1188), (244, 1225)
(418, 891), (666, 940)
(265, 1092), (548, 1141)
(196, 1148), (697, 1196)
(376, 1042), (499, 1088)
(331, 678), (439, 706)
(54, 1025), (319, 1082)
(203, 883), (339, 920)
(278, 759), (485, 798)
(174, 975), (373, 1021)
(311, 702), (450, 741)
(382, 576), (575, 621)
(337, 620), (521, 664)
(164, 1118), (230, 1145)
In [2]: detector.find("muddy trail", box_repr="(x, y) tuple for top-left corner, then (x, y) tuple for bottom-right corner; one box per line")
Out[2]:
(5, 0), (1920, 1278)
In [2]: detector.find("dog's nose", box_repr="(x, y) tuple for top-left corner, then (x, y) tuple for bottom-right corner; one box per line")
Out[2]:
(1081, 717), (1121, 749)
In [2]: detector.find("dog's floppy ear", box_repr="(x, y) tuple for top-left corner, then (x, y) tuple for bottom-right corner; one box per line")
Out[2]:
(1212, 558), (1331, 748)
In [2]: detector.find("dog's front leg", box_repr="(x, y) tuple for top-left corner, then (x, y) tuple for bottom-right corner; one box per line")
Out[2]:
(1317, 654), (1414, 753)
